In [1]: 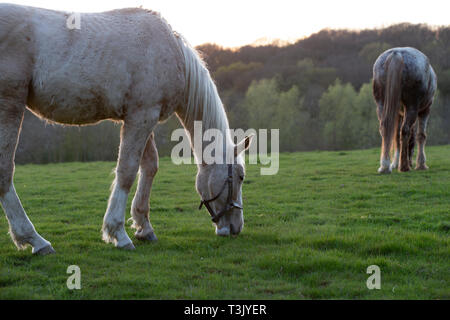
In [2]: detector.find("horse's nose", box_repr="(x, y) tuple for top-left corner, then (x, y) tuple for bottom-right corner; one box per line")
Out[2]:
(230, 223), (242, 236)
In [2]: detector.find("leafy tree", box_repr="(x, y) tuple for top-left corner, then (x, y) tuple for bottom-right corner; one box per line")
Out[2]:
(428, 91), (450, 145)
(243, 78), (306, 151)
(359, 42), (392, 64)
(354, 82), (380, 149)
(214, 61), (263, 92)
(319, 79), (359, 150)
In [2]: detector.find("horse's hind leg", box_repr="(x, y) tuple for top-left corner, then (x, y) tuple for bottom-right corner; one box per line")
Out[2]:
(130, 132), (159, 242)
(408, 122), (417, 168)
(102, 107), (159, 249)
(415, 106), (431, 170)
(376, 102), (393, 174)
(399, 108), (418, 172)
(0, 102), (54, 255)
(390, 115), (402, 171)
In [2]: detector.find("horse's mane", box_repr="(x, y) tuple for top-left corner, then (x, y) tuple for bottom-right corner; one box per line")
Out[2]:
(175, 35), (231, 137)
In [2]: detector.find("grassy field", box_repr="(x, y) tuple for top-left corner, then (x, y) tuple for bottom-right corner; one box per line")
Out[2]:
(0, 145), (449, 299)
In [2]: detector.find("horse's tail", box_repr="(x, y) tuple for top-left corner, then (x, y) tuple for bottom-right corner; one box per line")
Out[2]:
(174, 34), (229, 133)
(382, 51), (404, 148)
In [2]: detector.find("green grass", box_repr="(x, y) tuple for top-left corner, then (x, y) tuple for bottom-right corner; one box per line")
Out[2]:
(0, 145), (449, 299)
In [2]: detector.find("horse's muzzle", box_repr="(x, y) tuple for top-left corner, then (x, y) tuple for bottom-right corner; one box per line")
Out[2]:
(230, 223), (242, 236)
(216, 226), (231, 236)
(216, 223), (242, 237)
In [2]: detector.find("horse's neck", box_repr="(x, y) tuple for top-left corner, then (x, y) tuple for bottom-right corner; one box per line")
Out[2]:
(174, 36), (233, 164)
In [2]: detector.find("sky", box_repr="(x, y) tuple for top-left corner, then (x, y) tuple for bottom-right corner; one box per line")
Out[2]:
(6, 0), (450, 48)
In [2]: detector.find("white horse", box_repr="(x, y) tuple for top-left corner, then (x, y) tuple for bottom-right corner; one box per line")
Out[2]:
(0, 4), (253, 255)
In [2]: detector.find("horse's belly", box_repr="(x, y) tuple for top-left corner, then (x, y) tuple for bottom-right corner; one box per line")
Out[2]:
(27, 84), (124, 125)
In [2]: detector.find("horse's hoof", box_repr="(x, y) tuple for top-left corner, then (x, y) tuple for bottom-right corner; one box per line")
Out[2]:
(136, 232), (158, 242)
(415, 165), (429, 171)
(118, 242), (136, 250)
(399, 166), (411, 172)
(378, 167), (391, 174)
(33, 245), (56, 256)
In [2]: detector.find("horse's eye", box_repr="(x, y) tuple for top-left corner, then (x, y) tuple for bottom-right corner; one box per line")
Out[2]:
(239, 176), (244, 181)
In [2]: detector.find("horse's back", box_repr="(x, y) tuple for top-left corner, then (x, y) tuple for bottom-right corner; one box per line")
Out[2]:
(1, 4), (184, 124)
(374, 47), (430, 82)
(373, 47), (436, 107)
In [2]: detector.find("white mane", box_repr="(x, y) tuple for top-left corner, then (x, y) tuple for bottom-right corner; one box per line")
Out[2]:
(176, 36), (231, 137)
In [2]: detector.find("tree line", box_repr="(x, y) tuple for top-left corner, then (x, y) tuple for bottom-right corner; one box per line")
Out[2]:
(15, 23), (450, 164)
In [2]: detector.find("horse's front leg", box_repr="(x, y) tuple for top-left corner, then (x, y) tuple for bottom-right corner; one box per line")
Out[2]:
(102, 108), (159, 249)
(130, 132), (159, 242)
(408, 122), (417, 169)
(0, 101), (54, 255)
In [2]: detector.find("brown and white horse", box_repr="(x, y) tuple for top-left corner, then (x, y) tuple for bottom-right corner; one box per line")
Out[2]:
(373, 47), (437, 174)
(0, 4), (252, 255)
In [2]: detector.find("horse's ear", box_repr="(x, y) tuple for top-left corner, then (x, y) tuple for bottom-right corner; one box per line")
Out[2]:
(234, 134), (255, 157)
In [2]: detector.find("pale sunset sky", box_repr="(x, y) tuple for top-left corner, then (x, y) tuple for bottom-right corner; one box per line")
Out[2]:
(5, 0), (450, 47)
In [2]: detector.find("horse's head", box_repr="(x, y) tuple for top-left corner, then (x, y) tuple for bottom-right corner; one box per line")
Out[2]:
(196, 135), (254, 236)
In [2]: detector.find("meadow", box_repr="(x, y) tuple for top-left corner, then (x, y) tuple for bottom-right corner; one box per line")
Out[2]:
(0, 145), (449, 299)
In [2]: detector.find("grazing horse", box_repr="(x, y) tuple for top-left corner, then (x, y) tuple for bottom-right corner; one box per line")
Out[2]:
(0, 4), (253, 255)
(373, 47), (437, 174)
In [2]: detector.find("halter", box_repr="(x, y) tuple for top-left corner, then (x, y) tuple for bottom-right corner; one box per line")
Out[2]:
(198, 164), (243, 223)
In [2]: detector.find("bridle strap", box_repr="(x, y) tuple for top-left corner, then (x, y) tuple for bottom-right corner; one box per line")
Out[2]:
(198, 179), (228, 210)
(198, 164), (242, 223)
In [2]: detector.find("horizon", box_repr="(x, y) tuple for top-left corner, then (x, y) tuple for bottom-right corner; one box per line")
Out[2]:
(4, 0), (450, 48)
(234, 22), (446, 49)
